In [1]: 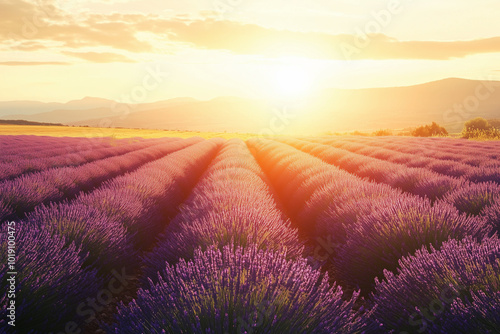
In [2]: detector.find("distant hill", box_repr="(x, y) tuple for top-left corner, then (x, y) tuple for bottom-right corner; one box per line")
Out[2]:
(0, 97), (201, 125)
(71, 97), (275, 133)
(0, 119), (64, 126)
(0, 97), (114, 117)
(307, 78), (500, 133)
(1, 78), (500, 134)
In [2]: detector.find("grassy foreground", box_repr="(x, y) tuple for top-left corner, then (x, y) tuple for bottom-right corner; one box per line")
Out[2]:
(0, 124), (257, 140)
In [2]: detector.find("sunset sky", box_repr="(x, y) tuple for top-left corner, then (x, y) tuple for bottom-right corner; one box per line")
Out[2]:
(1, 0), (500, 103)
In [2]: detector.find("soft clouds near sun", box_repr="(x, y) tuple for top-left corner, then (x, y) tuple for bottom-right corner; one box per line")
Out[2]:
(1, 0), (500, 102)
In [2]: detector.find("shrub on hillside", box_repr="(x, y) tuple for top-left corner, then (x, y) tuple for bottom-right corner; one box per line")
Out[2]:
(462, 117), (500, 139)
(489, 119), (500, 129)
(372, 129), (393, 136)
(464, 117), (491, 131)
(463, 128), (500, 140)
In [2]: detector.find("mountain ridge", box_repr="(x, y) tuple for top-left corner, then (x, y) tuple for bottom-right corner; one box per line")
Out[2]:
(2, 78), (500, 134)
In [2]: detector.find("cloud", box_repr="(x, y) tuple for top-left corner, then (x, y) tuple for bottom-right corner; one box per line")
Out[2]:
(366, 37), (500, 60)
(2, 1), (500, 61)
(1, 1), (154, 53)
(0, 61), (70, 66)
(62, 51), (136, 63)
(160, 19), (500, 60)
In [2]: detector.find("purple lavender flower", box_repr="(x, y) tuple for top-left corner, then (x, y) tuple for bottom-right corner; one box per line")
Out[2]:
(334, 195), (492, 293)
(370, 236), (500, 333)
(444, 181), (500, 216)
(110, 245), (367, 334)
(143, 141), (303, 282)
(481, 200), (500, 234)
(0, 200), (13, 222)
(413, 175), (463, 202)
(77, 186), (160, 246)
(466, 166), (500, 184)
(0, 138), (200, 221)
(0, 223), (101, 333)
(25, 202), (136, 274)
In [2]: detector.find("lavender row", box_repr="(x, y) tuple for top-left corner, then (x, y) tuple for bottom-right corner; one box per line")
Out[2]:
(24, 138), (221, 277)
(250, 139), (498, 331)
(296, 137), (500, 222)
(0, 137), (175, 181)
(312, 136), (498, 175)
(73, 138), (223, 249)
(0, 135), (134, 162)
(308, 136), (500, 182)
(334, 195), (491, 294)
(142, 139), (303, 282)
(338, 135), (500, 167)
(247, 139), (490, 294)
(0, 135), (89, 156)
(248, 138), (404, 239)
(280, 137), (463, 201)
(110, 139), (366, 333)
(109, 245), (367, 333)
(257, 138), (499, 333)
(0, 134), (47, 148)
(356, 134), (500, 152)
(369, 236), (500, 332)
(0, 224), (101, 333)
(0, 137), (200, 222)
(0, 136), (145, 165)
(0, 139), (222, 333)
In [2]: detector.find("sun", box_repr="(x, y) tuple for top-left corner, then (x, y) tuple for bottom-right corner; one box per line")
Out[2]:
(270, 58), (315, 99)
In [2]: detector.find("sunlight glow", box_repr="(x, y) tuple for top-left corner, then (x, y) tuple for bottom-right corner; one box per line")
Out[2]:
(269, 58), (315, 99)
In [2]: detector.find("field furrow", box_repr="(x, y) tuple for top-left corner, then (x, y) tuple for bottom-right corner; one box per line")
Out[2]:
(335, 136), (500, 167)
(247, 138), (491, 295)
(0, 138), (201, 222)
(306, 136), (500, 182)
(0, 137), (179, 181)
(110, 139), (362, 333)
(1, 134), (499, 334)
(2, 139), (223, 333)
(0, 136), (120, 161)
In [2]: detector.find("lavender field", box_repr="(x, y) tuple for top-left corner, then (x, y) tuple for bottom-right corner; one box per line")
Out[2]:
(1, 134), (499, 333)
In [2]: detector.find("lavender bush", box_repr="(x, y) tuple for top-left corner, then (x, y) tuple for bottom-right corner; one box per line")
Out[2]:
(481, 201), (500, 233)
(143, 141), (302, 282)
(370, 236), (500, 333)
(77, 186), (159, 246)
(25, 202), (136, 274)
(334, 195), (492, 293)
(0, 138), (199, 222)
(0, 224), (101, 333)
(110, 245), (367, 334)
(0, 200), (13, 222)
(444, 181), (500, 216)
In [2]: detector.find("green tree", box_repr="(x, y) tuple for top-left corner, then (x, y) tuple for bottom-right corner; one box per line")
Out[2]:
(462, 117), (500, 139)
(488, 119), (500, 130)
(463, 117), (491, 132)
(372, 129), (393, 136)
(412, 122), (448, 137)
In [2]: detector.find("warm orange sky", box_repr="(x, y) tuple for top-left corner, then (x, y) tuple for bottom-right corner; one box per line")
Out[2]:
(1, 0), (500, 102)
